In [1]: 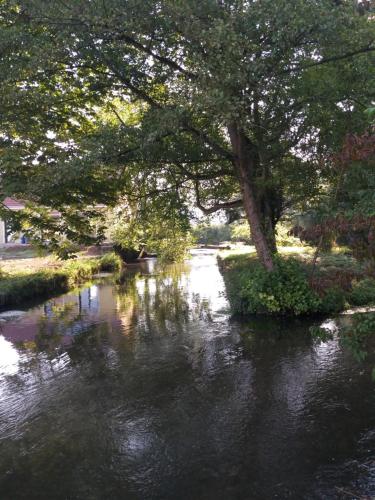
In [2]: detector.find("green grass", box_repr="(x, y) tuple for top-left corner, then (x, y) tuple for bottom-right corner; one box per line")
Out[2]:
(0, 252), (121, 307)
(219, 246), (364, 276)
(0, 245), (40, 260)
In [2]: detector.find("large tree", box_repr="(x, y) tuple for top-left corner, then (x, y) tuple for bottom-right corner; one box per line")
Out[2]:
(0, 0), (374, 268)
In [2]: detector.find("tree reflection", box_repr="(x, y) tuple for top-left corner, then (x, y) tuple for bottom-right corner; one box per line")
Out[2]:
(115, 261), (215, 338)
(2, 255), (225, 391)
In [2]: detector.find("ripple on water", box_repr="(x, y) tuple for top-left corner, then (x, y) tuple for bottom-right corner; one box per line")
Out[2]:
(0, 250), (374, 499)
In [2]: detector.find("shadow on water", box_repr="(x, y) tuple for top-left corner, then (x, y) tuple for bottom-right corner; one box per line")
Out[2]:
(0, 250), (374, 499)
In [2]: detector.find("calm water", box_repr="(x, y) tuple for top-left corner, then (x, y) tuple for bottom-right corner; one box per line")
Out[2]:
(0, 250), (374, 500)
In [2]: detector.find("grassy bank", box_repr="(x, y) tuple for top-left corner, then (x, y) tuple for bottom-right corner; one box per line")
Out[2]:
(219, 246), (375, 316)
(0, 252), (121, 307)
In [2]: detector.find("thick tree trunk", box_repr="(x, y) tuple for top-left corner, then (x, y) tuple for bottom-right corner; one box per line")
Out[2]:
(228, 124), (275, 271)
(259, 193), (278, 254)
(239, 164), (275, 271)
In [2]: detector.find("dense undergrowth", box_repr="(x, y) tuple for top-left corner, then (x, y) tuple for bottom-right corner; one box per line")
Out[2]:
(219, 250), (375, 316)
(0, 252), (121, 307)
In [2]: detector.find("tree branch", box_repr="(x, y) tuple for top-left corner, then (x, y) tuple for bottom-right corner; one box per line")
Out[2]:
(194, 181), (242, 215)
(286, 44), (375, 73)
(104, 32), (197, 80)
(175, 161), (233, 180)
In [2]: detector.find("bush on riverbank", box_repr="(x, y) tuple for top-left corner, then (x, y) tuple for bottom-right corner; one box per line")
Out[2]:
(0, 253), (121, 307)
(220, 254), (321, 315)
(349, 278), (375, 306)
(98, 252), (123, 271)
(219, 251), (375, 316)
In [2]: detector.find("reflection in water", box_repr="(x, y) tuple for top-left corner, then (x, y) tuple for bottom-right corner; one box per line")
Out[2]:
(0, 250), (374, 499)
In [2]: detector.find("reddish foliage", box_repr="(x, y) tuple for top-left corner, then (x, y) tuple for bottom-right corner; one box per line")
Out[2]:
(290, 131), (375, 259)
(309, 270), (362, 296)
(334, 132), (375, 169)
(299, 215), (375, 238)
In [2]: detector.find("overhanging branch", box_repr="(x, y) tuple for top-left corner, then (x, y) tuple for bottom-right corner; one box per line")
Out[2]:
(194, 181), (242, 215)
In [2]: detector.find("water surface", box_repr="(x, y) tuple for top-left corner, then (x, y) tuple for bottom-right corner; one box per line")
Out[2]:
(0, 250), (374, 499)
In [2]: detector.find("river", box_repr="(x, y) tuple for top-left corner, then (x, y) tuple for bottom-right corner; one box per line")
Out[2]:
(0, 249), (374, 499)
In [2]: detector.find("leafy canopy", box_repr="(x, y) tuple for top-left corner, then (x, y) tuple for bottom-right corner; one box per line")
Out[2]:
(0, 0), (373, 254)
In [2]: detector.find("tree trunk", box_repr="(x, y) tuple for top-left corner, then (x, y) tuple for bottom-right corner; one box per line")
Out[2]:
(259, 192), (279, 254)
(228, 124), (275, 271)
(239, 165), (275, 271)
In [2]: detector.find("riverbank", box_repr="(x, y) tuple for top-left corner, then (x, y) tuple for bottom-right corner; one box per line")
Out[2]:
(219, 246), (375, 316)
(0, 252), (121, 307)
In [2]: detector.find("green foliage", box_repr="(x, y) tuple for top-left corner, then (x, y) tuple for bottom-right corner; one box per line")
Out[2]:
(150, 229), (193, 263)
(108, 210), (146, 256)
(192, 223), (231, 245)
(304, 111), (375, 263)
(0, 254), (120, 306)
(107, 201), (192, 263)
(230, 221), (252, 244)
(193, 220), (304, 247)
(275, 223), (303, 247)
(222, 246), (375, 317)
(319, 286), (347, 314)
(223, 256), (321, 316)
(0, 271), (69, 306)
(63, 254), (122, 283)
(310, 324), (335, 343)
(341, 313), (375, 362)
(62, 259), (99, 286)
(0, 0), (373, 267)
(349, 278), (375, 306)
(312, 312), (375, 371)
(53, 241), (82, 260)
(98, 252), (122, 272)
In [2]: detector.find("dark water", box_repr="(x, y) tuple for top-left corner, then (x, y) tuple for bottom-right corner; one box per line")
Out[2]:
(0, 250), (374, 500)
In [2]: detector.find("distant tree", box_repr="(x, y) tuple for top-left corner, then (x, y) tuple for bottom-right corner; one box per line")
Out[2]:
(192, 223), (232, 245)
(230, 221), (252, 245)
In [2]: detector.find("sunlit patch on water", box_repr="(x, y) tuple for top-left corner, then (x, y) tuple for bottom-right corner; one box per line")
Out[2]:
(319, 319), (339, 332)
(0, 335), (20, 376)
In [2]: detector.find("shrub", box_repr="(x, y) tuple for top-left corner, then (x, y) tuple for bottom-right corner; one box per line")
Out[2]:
(228, 221), (303, 247)
(341, 312), (375, 362)
(63, 259), (99, 285)
(349, 278), (375, 306)
(223, 256), (321, 315)
(319, 286), (347, 314)
(313, 312), (375, 371)
(113, 244), (141, 263)
(275, 223), (303, 247)
(99, 252), (122, 271)
(230, 221), (252, 244)
(151, 232), (192, 263)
